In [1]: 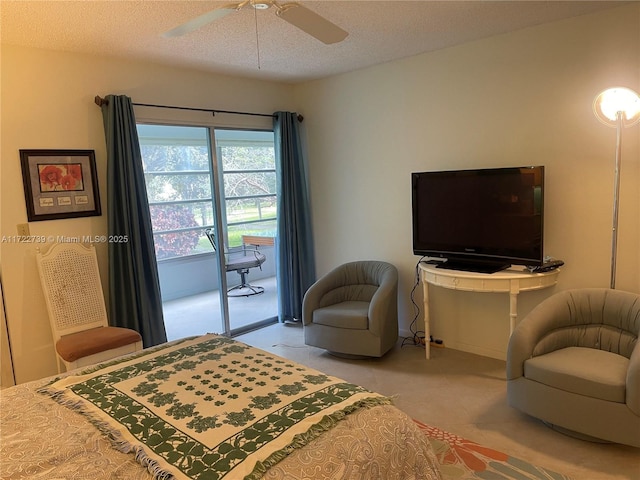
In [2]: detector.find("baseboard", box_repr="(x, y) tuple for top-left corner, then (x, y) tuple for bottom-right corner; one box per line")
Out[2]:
(444, 341), (506, 361)
(399, 329), (506, 360)
(399, 328), (413, 339)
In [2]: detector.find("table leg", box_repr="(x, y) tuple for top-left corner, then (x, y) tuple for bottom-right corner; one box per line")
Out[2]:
(509, 281), (519, 335)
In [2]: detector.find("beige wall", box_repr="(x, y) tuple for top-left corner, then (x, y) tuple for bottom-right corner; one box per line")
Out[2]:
(0, 278), (15, 388)
(294, 5), (640, 358)
(0, 46), (295, 383)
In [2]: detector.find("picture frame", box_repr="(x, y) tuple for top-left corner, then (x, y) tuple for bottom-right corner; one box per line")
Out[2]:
(20, 149), (102, 222)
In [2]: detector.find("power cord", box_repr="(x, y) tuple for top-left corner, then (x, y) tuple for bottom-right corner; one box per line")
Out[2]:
(401, 257), (445, 350)
(401, 257), (428, 349)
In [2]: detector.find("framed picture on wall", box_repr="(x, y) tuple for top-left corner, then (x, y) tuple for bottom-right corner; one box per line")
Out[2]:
(20, 149), (102, 222)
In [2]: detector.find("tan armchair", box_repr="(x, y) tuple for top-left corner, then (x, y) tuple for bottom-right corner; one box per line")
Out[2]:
(302, 261), (398, 358)
(507, 288), (640, 447)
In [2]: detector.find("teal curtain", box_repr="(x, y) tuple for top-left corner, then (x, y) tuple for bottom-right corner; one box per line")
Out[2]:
(273, 112), (316, 322)
(100, 95), (167, 347)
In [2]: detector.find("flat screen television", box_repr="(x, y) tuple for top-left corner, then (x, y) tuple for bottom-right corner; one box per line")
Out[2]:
(412, 166), (544, 273)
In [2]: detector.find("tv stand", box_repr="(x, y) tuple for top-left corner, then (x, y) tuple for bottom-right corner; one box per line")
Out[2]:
(418, 263), (560, 359)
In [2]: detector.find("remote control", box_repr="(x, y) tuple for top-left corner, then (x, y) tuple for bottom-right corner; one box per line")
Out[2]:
(527, 260), (564, 273)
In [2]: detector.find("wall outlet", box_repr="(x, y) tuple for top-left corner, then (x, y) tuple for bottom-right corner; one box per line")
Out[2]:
(17, 223), (30, 236)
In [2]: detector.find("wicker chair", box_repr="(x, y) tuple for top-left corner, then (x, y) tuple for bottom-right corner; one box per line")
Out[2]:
(36, 243), (142, 373)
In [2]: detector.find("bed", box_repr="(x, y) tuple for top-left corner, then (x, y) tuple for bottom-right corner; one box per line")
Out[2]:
(1, 334), (441, 479)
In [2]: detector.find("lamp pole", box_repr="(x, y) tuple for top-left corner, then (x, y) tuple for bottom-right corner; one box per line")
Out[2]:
(610, 111), (623, 290)
(593, 87), (640, 290)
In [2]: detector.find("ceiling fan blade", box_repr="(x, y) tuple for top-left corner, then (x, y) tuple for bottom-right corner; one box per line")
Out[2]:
(277, 3), (348, 45)
(162, 3), (241, 38)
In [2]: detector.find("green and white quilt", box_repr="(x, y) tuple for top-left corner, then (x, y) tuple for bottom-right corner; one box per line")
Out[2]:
(41, 334), (391, 480)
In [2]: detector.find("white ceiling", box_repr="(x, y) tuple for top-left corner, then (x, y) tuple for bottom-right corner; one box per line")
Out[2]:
(0, 1), (629, 83)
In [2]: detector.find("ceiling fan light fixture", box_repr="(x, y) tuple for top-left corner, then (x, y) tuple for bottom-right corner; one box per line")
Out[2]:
(162, 0), (348, 45)
(251, 1), (272, 9)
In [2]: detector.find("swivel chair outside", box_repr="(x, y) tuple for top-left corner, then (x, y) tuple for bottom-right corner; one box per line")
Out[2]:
(507, 288), (640, 447)
(302, 260), (399, 358)
(204, 228), (266, 297)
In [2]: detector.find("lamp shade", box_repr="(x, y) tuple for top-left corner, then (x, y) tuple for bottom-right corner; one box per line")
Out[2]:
(593, 87), (640, 127)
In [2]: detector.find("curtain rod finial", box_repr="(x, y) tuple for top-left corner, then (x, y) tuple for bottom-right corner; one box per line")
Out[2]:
(94, 95), (107, 107)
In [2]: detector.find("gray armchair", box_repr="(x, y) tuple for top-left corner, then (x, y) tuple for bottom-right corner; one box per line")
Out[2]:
(302, 261), (398, 358)
(507, 288), (640, 447)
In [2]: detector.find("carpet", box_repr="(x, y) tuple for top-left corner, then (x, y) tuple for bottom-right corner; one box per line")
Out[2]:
(413, 420), (572, 480)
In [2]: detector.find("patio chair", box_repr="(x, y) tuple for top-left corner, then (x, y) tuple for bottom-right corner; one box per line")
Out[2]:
(204, 228), (267, 296)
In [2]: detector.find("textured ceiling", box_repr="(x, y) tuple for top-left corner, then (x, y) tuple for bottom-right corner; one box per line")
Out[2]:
(0, 1), (628, 83)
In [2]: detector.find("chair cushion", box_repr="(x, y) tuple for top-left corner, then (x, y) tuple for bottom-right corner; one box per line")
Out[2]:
(225, 251), (266, 272)
(312, 301), (369, 330)
(56, 326), (142, 363)
(524, 346), (628, 403)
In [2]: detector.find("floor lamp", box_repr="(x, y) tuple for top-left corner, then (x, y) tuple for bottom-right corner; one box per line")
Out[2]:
(592, 87), (640, 289)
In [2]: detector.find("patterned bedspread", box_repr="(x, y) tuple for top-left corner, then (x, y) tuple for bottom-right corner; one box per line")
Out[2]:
(1, 334), (441, 480)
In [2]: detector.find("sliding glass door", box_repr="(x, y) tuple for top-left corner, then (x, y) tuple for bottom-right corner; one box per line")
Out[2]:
(137, 124), (278, 339)
(214, 130), (278, 334)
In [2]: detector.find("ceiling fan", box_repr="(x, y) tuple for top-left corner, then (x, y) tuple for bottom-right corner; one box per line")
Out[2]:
(162, 0), (348, 45)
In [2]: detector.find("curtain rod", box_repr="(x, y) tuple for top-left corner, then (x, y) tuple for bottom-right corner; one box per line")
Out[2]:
(94, 96), (303, 122)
